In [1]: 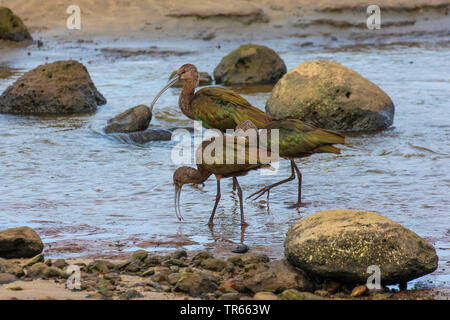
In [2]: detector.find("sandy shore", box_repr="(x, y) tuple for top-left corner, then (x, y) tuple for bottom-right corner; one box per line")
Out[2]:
(0, 0), (449, 41)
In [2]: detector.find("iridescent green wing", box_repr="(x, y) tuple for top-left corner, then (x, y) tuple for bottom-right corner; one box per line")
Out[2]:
(196, 136), (267, 176)
(192, 87), (274, 131)
(264, 119), (345, 156)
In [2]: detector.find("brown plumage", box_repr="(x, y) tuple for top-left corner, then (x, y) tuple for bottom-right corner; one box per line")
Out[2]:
(150, 64), (276, 131)
(173, 134), (272, 226)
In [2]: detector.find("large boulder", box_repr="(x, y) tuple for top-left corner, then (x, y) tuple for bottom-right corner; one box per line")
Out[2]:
(0, 60), (106, 115)
(284, 210), (438, 285)
(105, 105), (152, 134)
(266, 60), (395, 132)
(0, 7), (32, 42)
(214, 44), (286, 85)
(0, 227), (44, 259)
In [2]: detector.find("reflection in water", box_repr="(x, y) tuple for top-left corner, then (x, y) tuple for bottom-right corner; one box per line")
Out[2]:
(0, 40), (449, 289)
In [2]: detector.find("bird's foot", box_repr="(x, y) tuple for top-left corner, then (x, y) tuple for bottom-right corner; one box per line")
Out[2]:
(241, 221), (249, 227)
(207, 220), (214, 227)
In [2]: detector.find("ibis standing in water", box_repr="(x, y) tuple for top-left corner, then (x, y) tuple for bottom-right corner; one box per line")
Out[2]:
(173, 131), (273, 227)
(150, 64), (276, 130)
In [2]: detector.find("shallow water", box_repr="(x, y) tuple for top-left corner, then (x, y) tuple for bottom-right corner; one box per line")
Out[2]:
(0, 38), (449, 290)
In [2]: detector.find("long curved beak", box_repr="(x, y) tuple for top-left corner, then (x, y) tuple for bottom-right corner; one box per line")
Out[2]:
(150, 74), (180, 113)
(174, 184), (184, 222)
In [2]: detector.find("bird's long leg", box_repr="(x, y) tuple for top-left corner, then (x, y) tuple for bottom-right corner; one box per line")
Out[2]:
(247, 160), (296, 202)
(232, 178), (236, 192)
(288, 161), (303, 208)
(233, 177), (248, 226)
(208, 177), (221, 227)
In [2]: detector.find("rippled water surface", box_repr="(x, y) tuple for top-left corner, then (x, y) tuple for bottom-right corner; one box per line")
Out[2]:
(0, 39), (448, 289)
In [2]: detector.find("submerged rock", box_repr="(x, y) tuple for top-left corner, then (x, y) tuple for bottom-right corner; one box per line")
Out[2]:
(0, 226), (44, 259)
(266, 60), (395, 132)
(214, 44), (286, 85)
(109, 128), (172, 144)
(0, 7), (32, 42)
(284, 209), (438, 285)
(0, 60), (106, 115)
(105, 105), (152, 134)
(169, 71), (212, 88)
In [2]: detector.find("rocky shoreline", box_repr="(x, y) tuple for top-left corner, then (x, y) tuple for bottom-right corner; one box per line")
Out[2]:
(1, 249), (447, 300)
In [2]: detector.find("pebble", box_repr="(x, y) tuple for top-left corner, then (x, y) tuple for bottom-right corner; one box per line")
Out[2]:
(231, 244), (249, 254)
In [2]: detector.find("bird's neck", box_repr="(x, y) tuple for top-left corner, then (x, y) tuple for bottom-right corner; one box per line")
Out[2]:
(179, 79), (197, 119)
(194, 167), (212, 184)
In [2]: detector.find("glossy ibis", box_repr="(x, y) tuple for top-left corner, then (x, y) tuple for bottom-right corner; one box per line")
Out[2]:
(173, 132), (272, 226)
(150, 64), (275, 131)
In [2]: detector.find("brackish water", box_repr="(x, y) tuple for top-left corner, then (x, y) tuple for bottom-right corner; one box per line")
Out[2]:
(0, 39), (448, 290)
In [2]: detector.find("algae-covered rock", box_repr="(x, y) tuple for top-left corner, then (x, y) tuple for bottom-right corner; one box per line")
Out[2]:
(284, 209), (438, 285)
(214, 44), (286, 85)
(266, 60), (395, 132)
(0, 7), (32, 42)
(0, 60), (106, 115)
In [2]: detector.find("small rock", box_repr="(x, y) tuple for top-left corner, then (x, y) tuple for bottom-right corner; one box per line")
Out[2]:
(105, 105), (152, 134)
(323, 281), (341, 293)
(0, 259), (24, 277)
(0, 273), (17, 284)
(279, 289), (326, 300)
(253, 292), (278, 300)
(168, 273), (182, 285)
(192, 251), (212, 262)
(171, 249), (187, 260)
(219, 292), (240, 300)
(120, 289), (143, 300)
(218, 281), (238, 293)
(27, 263), (62, 279)
(243, 259), (316, 293)
(143, 256), (160, 267)
(372, 293), (389, 300)
(240, 252), (270, 265)
(200, 258), (226, 271)
(231, 244), (249, 253)
(52, 259), (67, 269)
(114, 260), (131, 270)
(132, 250), (148, 261)
(126, 261), (142, 273)
(351, 285), (368, 297)
(24, 253), (44, 267)
(314, 289), (329, 297)
(174, 272), (218, 297)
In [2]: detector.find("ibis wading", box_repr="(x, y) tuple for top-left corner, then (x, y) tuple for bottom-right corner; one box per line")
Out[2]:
(150, 64), (276, 131)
